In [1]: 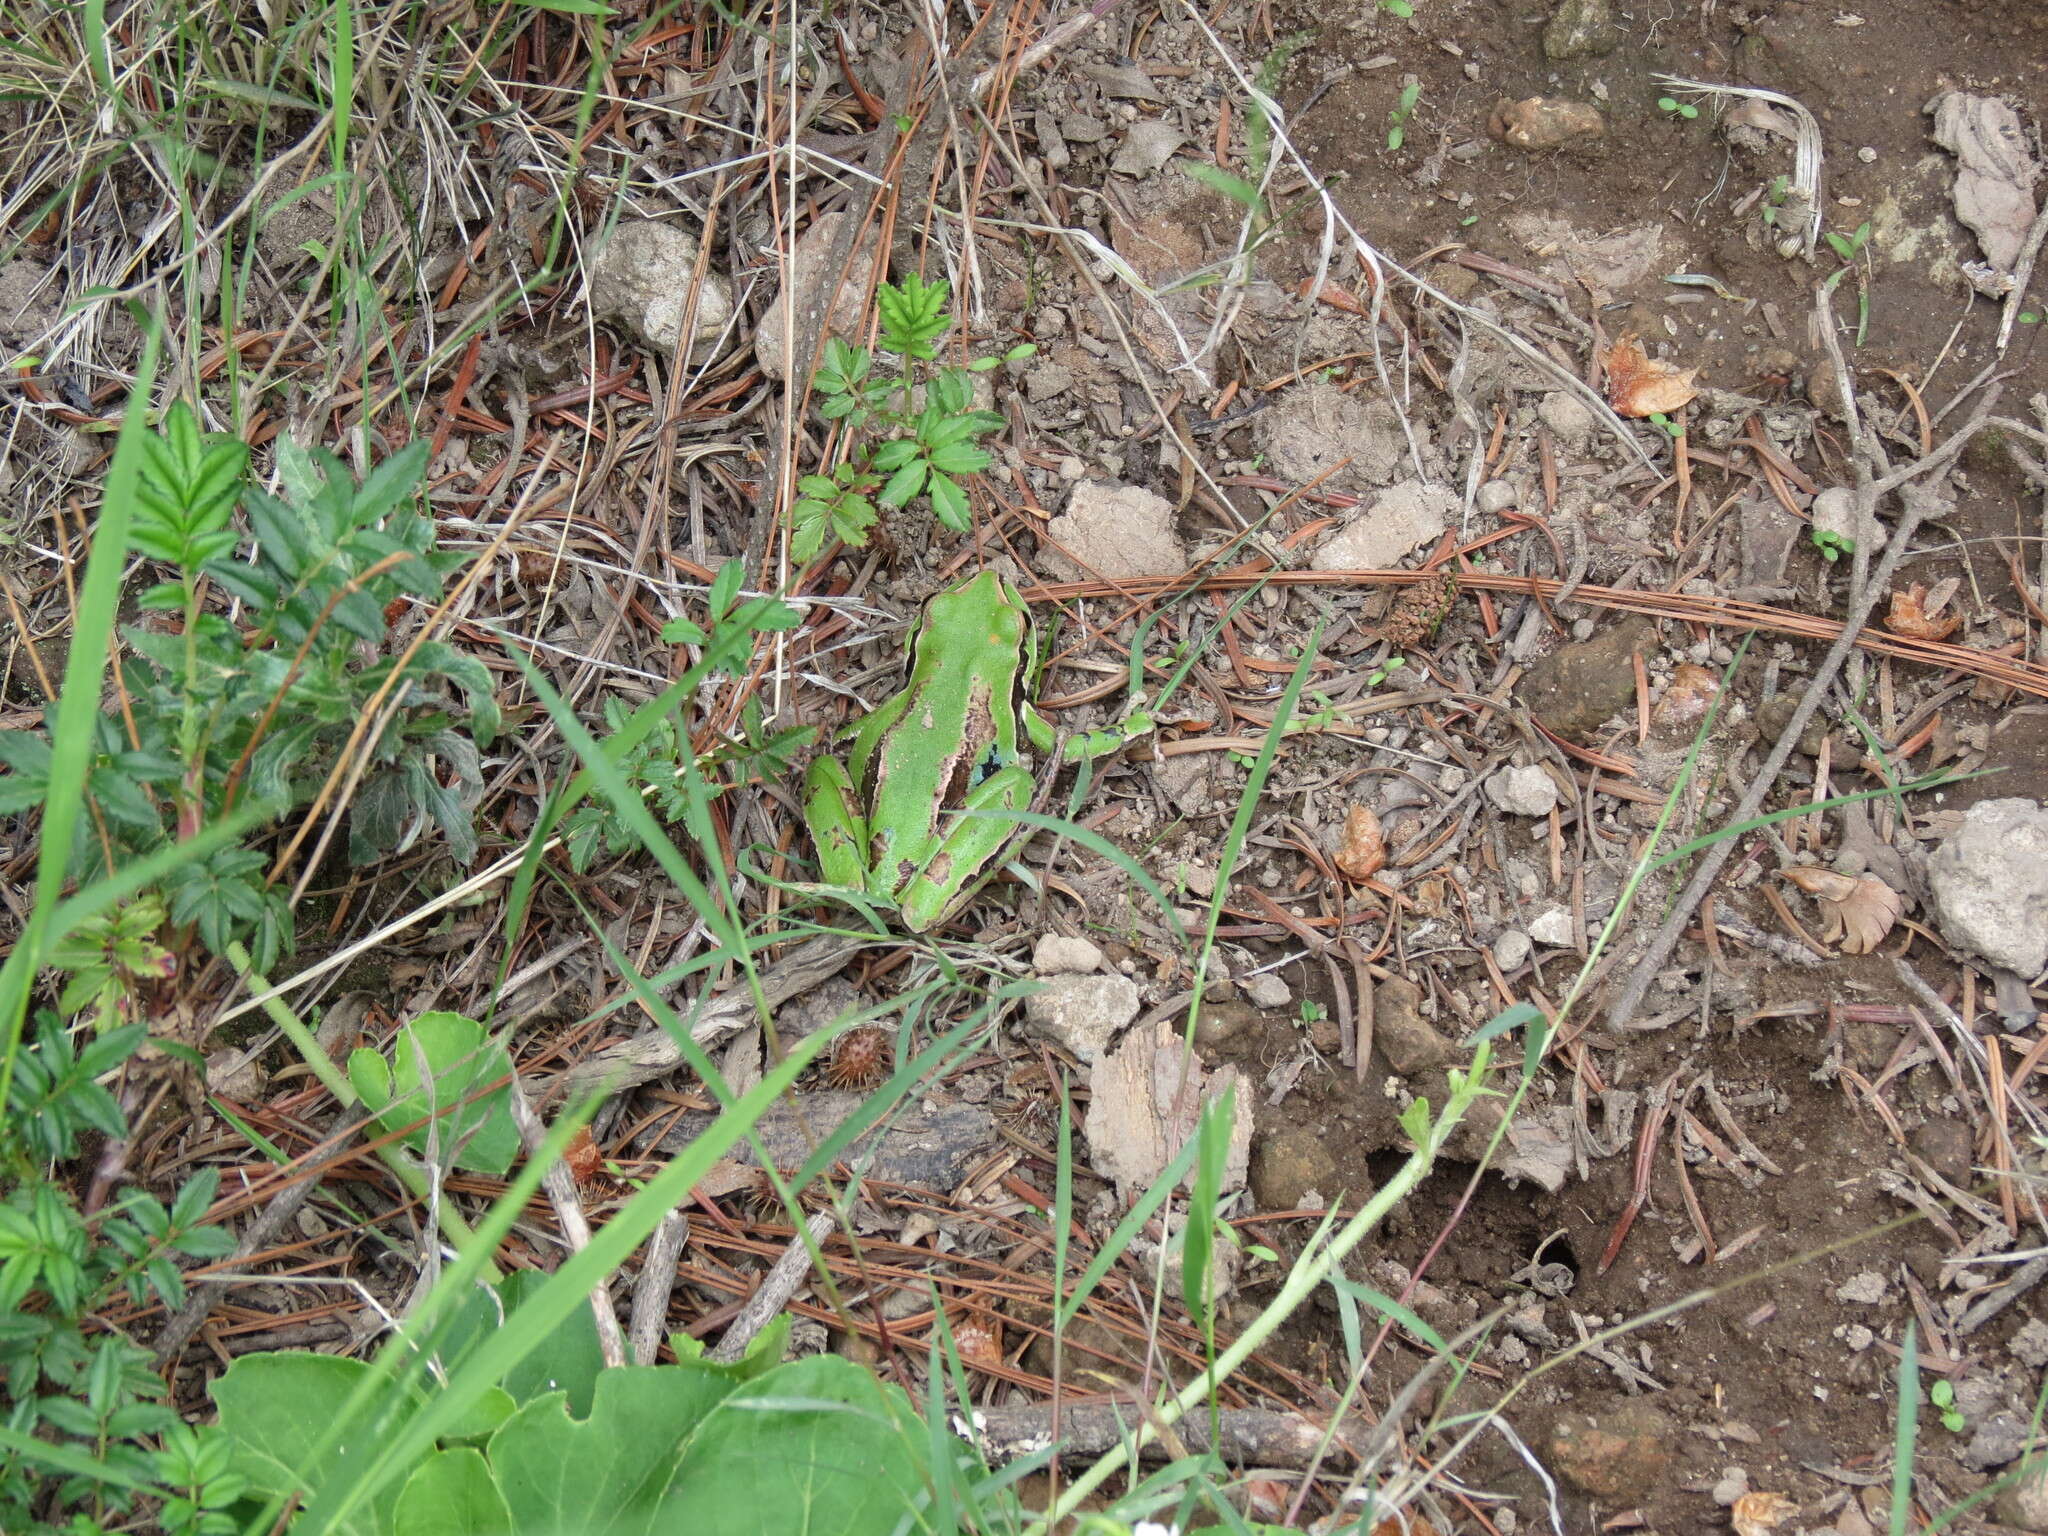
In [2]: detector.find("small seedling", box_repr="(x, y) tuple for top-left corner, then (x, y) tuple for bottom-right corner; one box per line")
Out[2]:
(1648, 411), (1684, 440)
(1387, 79), (1421, 150)
(1759, 173), (1790, 229)
(1825, 220), (1872, 264)
(1930, 1379), (1966, 1434)
(1378, 0), (1414, 15)
(1299, 998), (1329, 1031)
(2018, 309), (2040, 324)
(1811, 527), (1854, 563)
(1657, 95), (1700, 121)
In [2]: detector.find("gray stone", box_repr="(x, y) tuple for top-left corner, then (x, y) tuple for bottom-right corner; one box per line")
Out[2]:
(1060, 113), (1109, 145)
(1529, 909), (1576, 947)
(1928, 798), (2048, 975)
(2011, 1319), (2048, 1369)
(1476, 479), (1519, 515)
(1250, 1125), (1342, 1210)
(1493, 929), (1533, 972)
(1239, 972), (1291, 1010)
(752, 212), (876, 380)
(1487, 763), (1560, 818)
(1538, 390), (1598, 448)
(1962, 1413), (2033, 1472)
(1034, 112), (1070, 172)
(1543, 0), (1620, 59)
(588, 218), (734, 360)
(655, 1091), (991, 1188)
(1993, 1458), (2048, 1534)
(1022, 973), (1142, 1063)
(1375, 976), (1454, 1075)
(1023, 362), (1073, 402)
(1042, 480), (1189, 580)
(1833, 1270), (1889, 1305)
(1033, 934), (1104, 976)
(1811, 485), (1887, 555)
(1112, 119), (1185, 178)
(1311, 481), (1456, 571)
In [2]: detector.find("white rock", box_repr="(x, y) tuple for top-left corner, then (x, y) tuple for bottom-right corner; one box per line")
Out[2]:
(1493, 928), (1533, 971)
(1032, 934), (1104, 976)
(1528, 909), (1576, 947)
(1538, 391), (1597, 447)
(1928, 798), (2048, 975)
(1311, 480), (1457, 571)
(1022, 974), (1141, 1063)
(1833, 1270), (1889, 1305)
(753, 212), (878, 380)
(1486, 763), (1560, 817)
(1811, 485), (1887, 555)
(1041, 480), (1189, 580)
(587, 219), (733, 359)
(1239, 972), (1291, 1010)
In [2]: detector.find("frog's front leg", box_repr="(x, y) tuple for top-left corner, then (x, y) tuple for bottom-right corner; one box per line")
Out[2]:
(803, 756), (872, 892)
(1057, 701), (1157, 764)
(897, 762), (1036, 932)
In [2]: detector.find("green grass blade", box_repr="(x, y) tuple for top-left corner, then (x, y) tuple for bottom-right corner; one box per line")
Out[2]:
(1892, 1320), (1920, 1536)
(0, 310), (161, 1110)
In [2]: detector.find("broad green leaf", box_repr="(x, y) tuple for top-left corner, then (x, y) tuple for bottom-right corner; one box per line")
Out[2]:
(664, 1355), (928, 1535)
(488, 1365), (738, 1534)
(395, 1447), (513, 1536)
(353, 1012), (519, 1176)
(211, 1352), (422, 1536)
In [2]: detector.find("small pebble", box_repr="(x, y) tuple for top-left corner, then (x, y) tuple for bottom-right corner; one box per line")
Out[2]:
(1493, 929), (1533, 971)
(1033, 933), (1104, 975)
(1476, 479), (1518, 515)
(1857, 145), (1878, 163)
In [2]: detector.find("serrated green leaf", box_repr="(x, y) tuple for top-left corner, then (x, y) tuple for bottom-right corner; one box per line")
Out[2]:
(878, 460), (927, 508)
(926, 472), (969, 532)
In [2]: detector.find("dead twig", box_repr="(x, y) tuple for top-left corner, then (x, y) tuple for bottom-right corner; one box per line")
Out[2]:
(1603, 289), (2005, 1032)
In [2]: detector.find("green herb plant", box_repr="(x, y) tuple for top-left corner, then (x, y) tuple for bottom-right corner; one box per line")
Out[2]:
(1648, 410), (1684, 440)
(562, 564), (813, 873)
(1656, 94), (1700, 121)
(1811, 527), (1855, 564)
(1930, 1378), (1966, 1434)
(793, 275), (1032, 563)
(1758, 173), (1791, 231)
(0, 405), (499, 981)
(0, 1015), (242, 1535)
(1824, 219), (1874, 342)
(1379, 0), (1415, 15)
(1387, 78), (1421, 150)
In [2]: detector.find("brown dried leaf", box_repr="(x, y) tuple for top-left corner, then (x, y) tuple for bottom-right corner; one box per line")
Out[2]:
(1652, 661), (1722, 728)
(1335, 805), (1387, 881)
(1884, 581), (1963, 641)
(952, 1309), (1004, 1370)
(1780, 866), (1903, 954)
(1604, 333), (1699, 417)
(563, 1125), (605, 1186)
(1732, 1490), (1800, 1536)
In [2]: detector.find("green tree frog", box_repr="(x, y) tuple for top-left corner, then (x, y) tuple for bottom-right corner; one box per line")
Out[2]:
(803, 571), (1149, 932)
